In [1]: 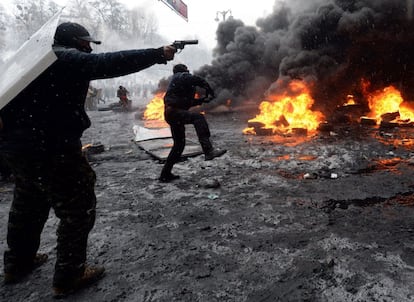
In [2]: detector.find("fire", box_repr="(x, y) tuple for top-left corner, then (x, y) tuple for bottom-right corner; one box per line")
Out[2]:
(344, 95), (356, 106)
(82, 143), (92, 151)
(143, 92), (165, 121)
(399, 103), (414, 121)
(367, 86), (403, 122)
(364, 85), (414, 124)
(244, 80), (324, 135)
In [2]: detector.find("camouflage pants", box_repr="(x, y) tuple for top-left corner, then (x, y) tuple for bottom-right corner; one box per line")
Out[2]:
(2, 152), (96, 286)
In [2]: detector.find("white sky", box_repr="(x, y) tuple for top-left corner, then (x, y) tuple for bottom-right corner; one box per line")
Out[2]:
(1, 0), (278, 84)
(3, 0), (277, 47)
(131, 0), (277, 46)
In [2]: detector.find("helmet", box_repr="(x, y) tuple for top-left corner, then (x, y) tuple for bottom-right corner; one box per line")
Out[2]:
(173, 64), (189, 74)
(54, 22), (101, 50)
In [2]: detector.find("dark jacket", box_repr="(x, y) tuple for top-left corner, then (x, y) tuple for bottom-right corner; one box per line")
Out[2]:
(0, 46), (166, 154)
(164, 72), (213, 110)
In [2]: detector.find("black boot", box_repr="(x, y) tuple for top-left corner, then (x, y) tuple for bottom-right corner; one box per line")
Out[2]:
(159, 172), (180, 183)
(199, 137), (227, 161)
(205, 148), (227, 161)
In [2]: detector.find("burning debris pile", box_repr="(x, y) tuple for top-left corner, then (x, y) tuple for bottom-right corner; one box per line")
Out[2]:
(362, 84), (414, 127)
(245, 81), (414, 136)
(243, 80), (324, 135)
(143, 92), (165, 122)
(192, 0), (414, 135)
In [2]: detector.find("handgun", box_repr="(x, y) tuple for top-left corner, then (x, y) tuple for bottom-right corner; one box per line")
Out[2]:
(172, 40), (198, 52)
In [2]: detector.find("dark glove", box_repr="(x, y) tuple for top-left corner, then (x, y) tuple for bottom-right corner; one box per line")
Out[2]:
(206, 88), (215, 99)
(156, 47), (172, 64)
(202, 95), (214, 103)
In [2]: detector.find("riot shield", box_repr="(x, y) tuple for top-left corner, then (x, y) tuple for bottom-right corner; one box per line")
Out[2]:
(0, 10), (62, 110)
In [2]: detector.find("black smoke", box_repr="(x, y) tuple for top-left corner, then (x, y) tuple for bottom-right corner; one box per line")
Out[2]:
(195, 0), (414, 116)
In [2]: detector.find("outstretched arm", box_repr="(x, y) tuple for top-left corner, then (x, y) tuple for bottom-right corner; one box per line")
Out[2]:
(54, 45), (176, 80)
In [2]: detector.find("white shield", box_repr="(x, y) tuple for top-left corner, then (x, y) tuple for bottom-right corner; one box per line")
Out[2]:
(0, 10), (62, 110)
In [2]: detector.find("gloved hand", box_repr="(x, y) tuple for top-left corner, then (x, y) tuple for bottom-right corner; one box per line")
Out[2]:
(207, 88), (215, 98)
(163, 45), (176, 60)
(206, 88), (215, 100)
(158, 46), (175, 64)
(202, 95), (215, 103)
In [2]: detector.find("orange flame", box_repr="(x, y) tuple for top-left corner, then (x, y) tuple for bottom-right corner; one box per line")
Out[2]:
(363, 85), (414, 124)
(143, 92), (165, 121)
(367, 86), (402, 122)
(399, 102), (414, 121)
(244, 80), (324, 135)
(344, 95), (356, 106)
(82, 143), (92, 150)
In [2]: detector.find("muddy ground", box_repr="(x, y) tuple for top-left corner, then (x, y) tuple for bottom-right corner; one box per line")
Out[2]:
(2, 101), (414, 302)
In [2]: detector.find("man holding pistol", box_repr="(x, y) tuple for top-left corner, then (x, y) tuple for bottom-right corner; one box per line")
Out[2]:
(0, 22), (175, 297)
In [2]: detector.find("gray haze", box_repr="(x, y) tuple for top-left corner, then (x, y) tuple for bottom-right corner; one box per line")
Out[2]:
(0, 1), (211, 101)
(3, 0), (414, 111)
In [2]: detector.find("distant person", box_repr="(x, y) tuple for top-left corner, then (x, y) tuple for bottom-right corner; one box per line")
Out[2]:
(117, 85), (130, 109)
(159, 64), (227, 182)
(85, 85), (98, 110)
(0, 21), (176, 298)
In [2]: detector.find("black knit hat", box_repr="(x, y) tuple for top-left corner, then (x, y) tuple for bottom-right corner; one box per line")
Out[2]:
(54, 22), (101, 47)
(173, 64), (189, 74)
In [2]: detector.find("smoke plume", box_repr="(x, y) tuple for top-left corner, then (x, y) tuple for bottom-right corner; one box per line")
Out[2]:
(195, 0), (414, 116)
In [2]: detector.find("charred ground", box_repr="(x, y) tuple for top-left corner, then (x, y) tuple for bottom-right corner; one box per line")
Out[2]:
(2, 104), (414, 301)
